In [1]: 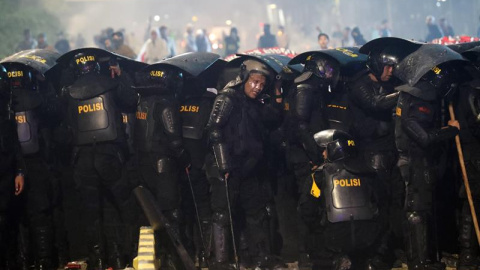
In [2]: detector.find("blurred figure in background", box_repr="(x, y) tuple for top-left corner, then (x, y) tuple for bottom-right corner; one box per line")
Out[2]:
(54, 32), (71, 54)
(16, 29), (37, 52)
(110, 31), (136, 59)
(351, 27), (367, 46)
(75, 33), (86, 49)
(317, 33), (330, 50)
(36, 33), (54, 50)
(185, 25), (198, 53)
(196, 29), (211, 53)
(258, 23), (278, 48)
(142, 29), (169, 64)
(224, 27), (240, 56)
(439, 18), (455, 37)
(277, 25), (290, 49)
(159, 25), (177, 58)
(341, 27), (354, 47)
(379, 19), (392, 37)
(425, 15), (444, 42)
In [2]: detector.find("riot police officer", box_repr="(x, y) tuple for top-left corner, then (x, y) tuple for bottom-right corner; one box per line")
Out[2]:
(285, 54), (340, 267)
(349, 47), (403, 266)
(4, 63), (62, 269)
(0, 64), (26, 268)
(395, 67), (461, 270)
(133, 64), (190, 267)
(179, 76), (216, 266)
(64, 52), (137, 269)
(205, 59), (283, 270)
(298, 129), (384, 270)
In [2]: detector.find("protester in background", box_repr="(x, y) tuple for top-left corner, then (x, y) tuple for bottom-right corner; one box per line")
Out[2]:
(224, 27), (240, 56)
(16, 29), (37, 52)
(439, 18), (455, 37)
(277, 25), (290, 49)
(36, 33), (54, 50)
(317, 33), (330, 50)
(351, 27), (367, 46)
(379, 19), (392, 37)
(142, 29), (169, 64)
(425, 15), (444, 42)
(258, 23), (278, 48)
(185, 25), (198, 53)
(160, 25), (177, 57)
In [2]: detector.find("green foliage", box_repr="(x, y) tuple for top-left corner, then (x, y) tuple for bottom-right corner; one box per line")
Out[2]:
(0, 0), (62, 59)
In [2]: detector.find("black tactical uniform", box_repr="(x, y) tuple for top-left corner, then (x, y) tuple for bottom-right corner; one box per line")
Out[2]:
(395, 79), (459, 269)
(206, 59), (282, 269)
(452, 80), (480, 270)
(132, 65), (190, 266)
(285, 55), (339, 266)
(0, 64), (26, 268)
(348, 50), (403, 264)
(65, 53), (137, 269)
(4, 64), (64, 269)
(179, 80), (216, 264)
(298, 129), (384, 270)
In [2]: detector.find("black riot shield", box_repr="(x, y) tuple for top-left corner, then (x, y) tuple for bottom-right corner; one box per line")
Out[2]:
(289, 47), (368, 78)
(447, 41), (480, 54)
(134, 186), (196, 270)
(56, 47), (147, 76)
(219, 53), (301, 90)
(0, 49), (60, 76)
(156, 52), (221, 77)
(394, 44), (468, 86)
(359, 37), (423, 56)
(321, 164), (377, 223)
(461, 46), (480, 63)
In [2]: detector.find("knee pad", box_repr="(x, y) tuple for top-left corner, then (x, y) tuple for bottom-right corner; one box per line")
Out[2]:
(212, 212), (229, 226)
(406, 211), (425, 226)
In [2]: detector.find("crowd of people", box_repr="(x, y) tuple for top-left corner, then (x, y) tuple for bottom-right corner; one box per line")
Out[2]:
(2, 13), (480, 270)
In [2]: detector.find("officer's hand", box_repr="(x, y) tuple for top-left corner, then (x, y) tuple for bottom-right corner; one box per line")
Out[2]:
(109, 65), (122, 78)
(310, 161), (319, 171)
(14, 175), (25, 196)
(448, 120), (460, 130)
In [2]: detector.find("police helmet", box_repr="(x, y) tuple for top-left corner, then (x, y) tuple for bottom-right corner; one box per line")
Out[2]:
(313, 129), (357, 162)
(71, 52), (100, 78)
(305, 54), (340, 83)
(366, 49), (399, 80)
(240, 59), (274, 85)
(136, 66), (184, 95)
(0, 64), (7, 91)
(5, 65), (35, 90)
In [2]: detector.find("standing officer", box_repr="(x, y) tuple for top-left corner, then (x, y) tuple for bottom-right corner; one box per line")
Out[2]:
(133, 63), (190, 268)
(62, 50), (137, 270)
(394, 44), (466, 270)
(0, 64), (26, 268)
(205, 59), (284, 270)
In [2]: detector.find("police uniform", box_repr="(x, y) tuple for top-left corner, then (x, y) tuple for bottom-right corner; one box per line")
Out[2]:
(178, 87), (215, 262)
(66, 54), (137, 269)
(395, 82), (459, 270)
(0, 65), (26, 268)
(453, 83), (480, 269)
(298, 129), (384, 270)
(349, 73), (404, 257)
(10, 67), (65, 269)
(206, 60), (283, 269)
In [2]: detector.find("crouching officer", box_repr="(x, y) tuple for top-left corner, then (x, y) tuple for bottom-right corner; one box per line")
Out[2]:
(298, 129), (385, 270)
(132, 64), (190, 267)
(63, 51), (137, 270)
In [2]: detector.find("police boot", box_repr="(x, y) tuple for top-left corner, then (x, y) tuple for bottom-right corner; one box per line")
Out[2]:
(107, 241), (125, 270)
(88, 244), (105, 270)
(210, 220), (234, 270)
(404, 212), (445, 270)
(198, 220), (212, 269)
(458, 213), (480, 270)
(161, 209), (185, 270)
(33, 226), (54, 270)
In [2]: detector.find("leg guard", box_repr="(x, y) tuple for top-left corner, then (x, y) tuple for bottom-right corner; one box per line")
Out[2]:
(404, 211), (430, 269)
(458, 204), (480, 270)
(32, 226), (54, 270)
(212, 212), (230, 264)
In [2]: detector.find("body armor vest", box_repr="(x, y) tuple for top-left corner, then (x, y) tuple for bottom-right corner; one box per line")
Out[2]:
(325, 89), (351, 132)
(180, 95), (214, 140)
(395, 92), (436, 154)
(134, 95), (171, 153)
(70, 91), (121, 145)
(321, 162), (377, 223)
(15, 110), (40, 154)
